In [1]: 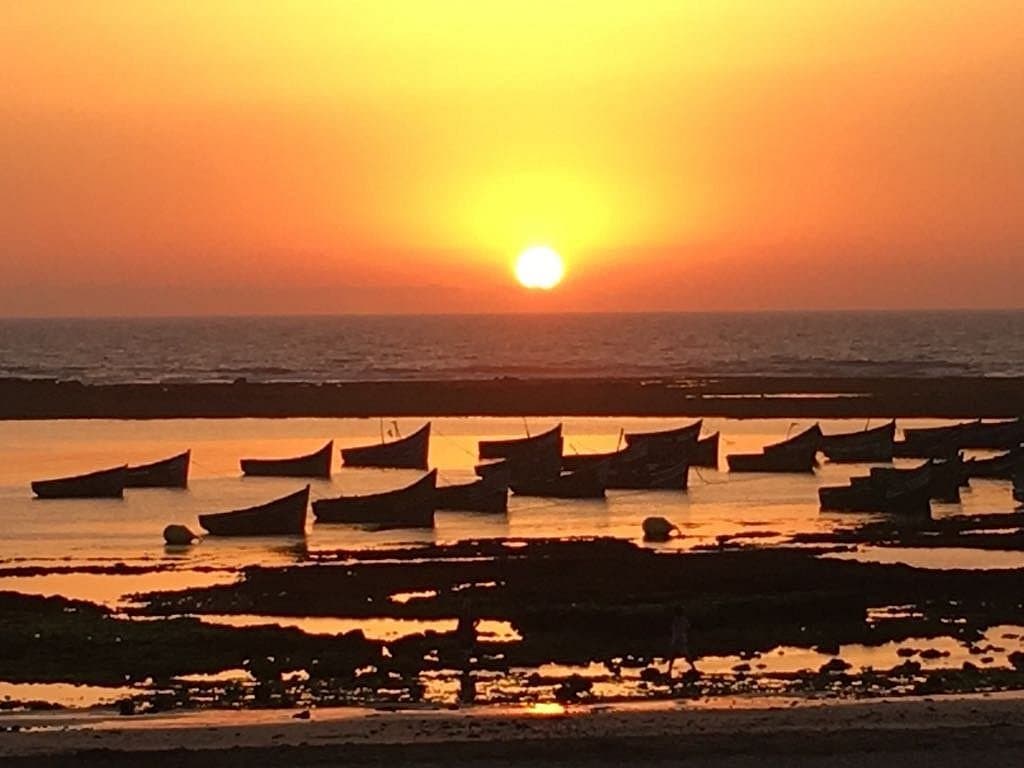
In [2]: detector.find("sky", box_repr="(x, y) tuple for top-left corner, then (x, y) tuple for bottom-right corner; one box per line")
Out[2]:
(2, 1), (1023, 316)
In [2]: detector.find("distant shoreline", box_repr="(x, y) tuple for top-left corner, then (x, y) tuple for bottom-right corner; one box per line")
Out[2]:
(3, 376), (1024, 420)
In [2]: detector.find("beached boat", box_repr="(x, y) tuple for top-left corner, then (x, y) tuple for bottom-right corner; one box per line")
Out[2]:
(31, 465), (128, 499)
(240, 441), (333, 478)
(871, 455), (964, 504)
(966, 448), (1024, 480)
(624, 420), (702, 453)
(693, 432), (721, 468)
(819, 463), (932, 518)
(959, 418), (1024, 450)
(726, 424), (822, 473)
(126, 450), (190, 488)
(478, 425), (563, 460)
(563, 446), (689, 490)
(312, 470), (437, 527)
(198, 485), (309, 536)
(437, 468), (510, 514)
(510, 462), (609, 499)
(478, 425), (563, 481)
(820, 421), (896, 463)
(340, 423), (431, 469)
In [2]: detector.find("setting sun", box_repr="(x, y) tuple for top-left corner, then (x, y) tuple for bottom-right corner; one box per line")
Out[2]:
(515, 246), (565, 290)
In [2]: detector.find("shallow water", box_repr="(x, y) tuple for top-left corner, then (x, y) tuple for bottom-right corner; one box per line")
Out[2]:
(1, 416), (1017, 577)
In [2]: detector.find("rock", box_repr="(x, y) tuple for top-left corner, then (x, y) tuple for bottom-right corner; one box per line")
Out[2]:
(919, 648), (949, 660)
(163, 525), (199, 546)
(1009, 651), (1024, 671)
(896, 647), (918, 658)
(293, 709), (311, 720)
(642, 517), (679, 542)
(732, 663), (751, 673)
(554, 674), (593, 702)
(818, 658), (851, 674)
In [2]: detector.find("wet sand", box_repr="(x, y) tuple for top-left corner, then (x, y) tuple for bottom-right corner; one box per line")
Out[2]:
(3, 695), (1024, 766)
(5, 376), (1024, 419)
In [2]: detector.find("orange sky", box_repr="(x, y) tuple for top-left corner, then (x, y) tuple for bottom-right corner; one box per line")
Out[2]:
(2, 1), (1023, 315)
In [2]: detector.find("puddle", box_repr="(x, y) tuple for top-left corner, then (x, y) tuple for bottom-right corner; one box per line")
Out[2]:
(0, 571), (239, 608)
(823, 548), (1024, 571)
(0, 681), (135, 710)
(196, 614), (520, 642)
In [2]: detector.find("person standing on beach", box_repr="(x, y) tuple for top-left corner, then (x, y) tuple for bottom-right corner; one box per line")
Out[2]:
(456, 600), (479, 704)
(667, 607), (696, 677)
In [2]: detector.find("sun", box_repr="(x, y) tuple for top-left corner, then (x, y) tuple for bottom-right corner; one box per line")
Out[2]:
(514, 246), (565, 290)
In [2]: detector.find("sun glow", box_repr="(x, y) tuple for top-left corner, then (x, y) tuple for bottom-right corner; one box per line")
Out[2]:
(514, 246), (565, 290)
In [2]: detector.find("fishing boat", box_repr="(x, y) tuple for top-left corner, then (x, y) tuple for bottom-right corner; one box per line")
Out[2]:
(126, 450), (191, 488)
(819, 463), (932, 518)
(820, 421), (896, 463)
(726, 424), (822, 473)
(341, 423), (431, 469)
(478, 425), (563, 481)
(198, 485), (309, 536)
(959, 418), (1024, 450)
(871, 456), (964, 504)
(623, 420), (702, 455)
(965, 448), (1024, 480)
(437, 468), (510, 514)
(693, 432), (721, 468)
(312, 470), (437, 527)
(510, 461), (609, 499)
(479, 425), (563, 460)
(32, 465), (128, 499)
(563, 446), (688, 490)
(240, 441), (333, 478)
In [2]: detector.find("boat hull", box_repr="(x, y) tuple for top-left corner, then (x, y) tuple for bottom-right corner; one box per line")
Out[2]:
(199, 486), (309, 536)
(126, 451), (190, 488)
(240, 441), (332, 478)
(510, 463), (608, 499)
(313, 470), (437, 527)
(341, 424), (430, 469)
(437, 471), (509, 513)
(727, 449), (816, 473)
(965, 449), (1024, 480)
(32, 466), (128, 499)
(821, 422), (896, 464)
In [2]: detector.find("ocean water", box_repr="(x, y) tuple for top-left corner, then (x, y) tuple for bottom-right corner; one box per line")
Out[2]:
(1, 311), (1023, 384)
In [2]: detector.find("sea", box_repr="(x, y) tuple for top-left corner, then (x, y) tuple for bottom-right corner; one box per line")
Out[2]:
(2, 311), (1024, 383)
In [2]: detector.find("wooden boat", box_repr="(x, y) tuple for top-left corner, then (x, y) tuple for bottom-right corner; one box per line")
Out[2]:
(240, 441), (332, 478)
(871, 456), (964, 504)
(819, 464), (932, 518)
(478, 425), (563, 481)
(821, 421), (896, 463)
(693, 432), (720, 468)
(437, 468), (509, 514)
(198, 486), (309, 536)
(624, 420), (702, 455)
(902, 420), (979, 447)
(563, 446), (689, 490)
(479, 425), (563, 460)
(312, 470), (437, 527)
(965, 448), (1024, 480)
(726, 424), (822, 473)
(892, 438), (960, 459)
(126, 451), (190, 488)
(510, 462), (609, 499)
(32, 465), (127, 499)
(341, 423), (430, 469)
(959, 418), (1024, 450)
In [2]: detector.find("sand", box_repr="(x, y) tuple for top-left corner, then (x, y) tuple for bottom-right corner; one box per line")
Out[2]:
(3, 695), (1024, 766)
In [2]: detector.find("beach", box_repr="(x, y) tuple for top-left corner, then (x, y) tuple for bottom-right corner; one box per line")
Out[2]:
(4, 695), (1024, 766)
